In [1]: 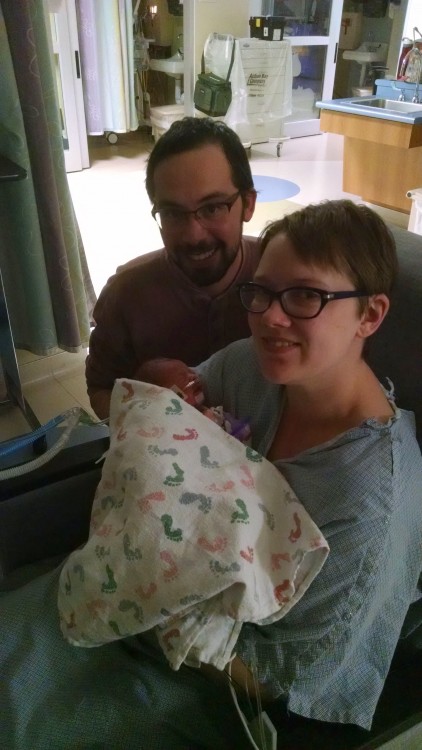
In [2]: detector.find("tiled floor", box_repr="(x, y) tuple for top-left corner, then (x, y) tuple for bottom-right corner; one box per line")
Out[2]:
(2, 128), (409, 441)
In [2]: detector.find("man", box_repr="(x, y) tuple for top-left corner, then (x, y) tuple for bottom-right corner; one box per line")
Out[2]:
(86, 117), (259, 419)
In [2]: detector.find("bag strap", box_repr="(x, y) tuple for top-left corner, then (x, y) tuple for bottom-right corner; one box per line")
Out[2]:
(200, 37), (236, 82)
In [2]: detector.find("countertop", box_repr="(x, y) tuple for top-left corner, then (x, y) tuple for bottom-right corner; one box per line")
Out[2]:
(316, 96), (422, 125)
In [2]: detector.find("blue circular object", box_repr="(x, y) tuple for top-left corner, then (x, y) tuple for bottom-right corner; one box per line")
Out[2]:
(253, 175), (300, 202)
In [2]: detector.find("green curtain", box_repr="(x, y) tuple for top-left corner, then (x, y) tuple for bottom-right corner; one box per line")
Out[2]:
(0, 0), (96, 356)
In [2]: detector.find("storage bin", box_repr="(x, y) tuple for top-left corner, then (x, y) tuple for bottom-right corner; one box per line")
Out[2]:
(249, 16), (285, 42)
(150, 104), (185, 141)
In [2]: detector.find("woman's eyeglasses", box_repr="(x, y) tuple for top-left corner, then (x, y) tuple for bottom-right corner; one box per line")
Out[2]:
(238, 282), (368, 320)
(152, 192), (241, 231)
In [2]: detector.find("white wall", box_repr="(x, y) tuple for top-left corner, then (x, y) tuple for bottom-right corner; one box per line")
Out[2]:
(194, 0), (251, 73)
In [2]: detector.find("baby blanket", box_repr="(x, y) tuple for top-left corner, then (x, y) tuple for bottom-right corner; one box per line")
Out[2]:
(58, 379), (329, 670)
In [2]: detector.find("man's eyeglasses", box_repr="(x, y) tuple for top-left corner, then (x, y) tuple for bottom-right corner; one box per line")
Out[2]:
(151, 192), (241, 231)
(238, 282), (368, 320)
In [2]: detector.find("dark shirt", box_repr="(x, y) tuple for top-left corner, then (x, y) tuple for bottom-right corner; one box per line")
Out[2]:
(85, 237), (261, 396)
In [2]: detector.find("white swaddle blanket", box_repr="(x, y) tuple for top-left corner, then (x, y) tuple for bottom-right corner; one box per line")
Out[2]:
(58, 379), (329, 670)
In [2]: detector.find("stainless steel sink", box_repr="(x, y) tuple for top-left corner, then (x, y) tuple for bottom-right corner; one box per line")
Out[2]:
(351, 98), (422, 113)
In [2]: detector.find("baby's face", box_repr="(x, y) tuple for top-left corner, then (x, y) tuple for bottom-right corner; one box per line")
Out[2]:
(150, 360), (204, 407)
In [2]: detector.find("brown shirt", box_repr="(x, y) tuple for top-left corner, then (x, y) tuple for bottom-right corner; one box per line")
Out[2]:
(85, 237), (261, 396)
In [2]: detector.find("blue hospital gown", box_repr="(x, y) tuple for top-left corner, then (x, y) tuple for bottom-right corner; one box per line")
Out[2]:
(198, 337), (422, 729)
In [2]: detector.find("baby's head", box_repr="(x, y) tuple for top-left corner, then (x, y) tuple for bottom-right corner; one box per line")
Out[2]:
(138, 358), (205, 407)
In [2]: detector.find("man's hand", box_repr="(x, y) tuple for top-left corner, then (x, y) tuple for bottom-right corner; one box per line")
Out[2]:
(89, 388), (112, 420)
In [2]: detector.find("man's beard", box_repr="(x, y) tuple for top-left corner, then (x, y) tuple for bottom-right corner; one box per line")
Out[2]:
(172, 240), (240, 287)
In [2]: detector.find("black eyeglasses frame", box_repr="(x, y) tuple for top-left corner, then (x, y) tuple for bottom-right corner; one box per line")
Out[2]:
(237, 282), (369, 320)
(151, 191), (241, 230)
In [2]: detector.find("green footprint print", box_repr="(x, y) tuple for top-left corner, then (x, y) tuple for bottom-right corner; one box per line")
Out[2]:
(148, 444), (178, 457)
(231, 498), (249, 524)
(165, 398), (183, 415)
(95, 545), (110, 560)
(164, 462), (185, 486)
(118, 599), (144, 624)
(245, 446), (263, 463)
(200, 445), (219, 469)
(161, 514), (183, 542)
(101, 564), (117, 594)
(123, 533), (142, 561)
(179, 491), (212, 514)
(210, 560), (241, 575)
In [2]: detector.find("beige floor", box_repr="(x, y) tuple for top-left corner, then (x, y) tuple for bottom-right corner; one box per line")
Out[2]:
(2, 128), (409, 441)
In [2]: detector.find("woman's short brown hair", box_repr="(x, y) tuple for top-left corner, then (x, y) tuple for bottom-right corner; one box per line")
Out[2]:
(260, 200), (398, 301)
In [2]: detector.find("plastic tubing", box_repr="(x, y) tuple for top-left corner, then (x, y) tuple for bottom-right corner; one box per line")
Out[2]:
(0, 407), (82, 480)
(0, 413), (67, 457)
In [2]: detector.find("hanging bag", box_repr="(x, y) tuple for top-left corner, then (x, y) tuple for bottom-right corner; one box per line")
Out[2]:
(194, 37), (236, 117)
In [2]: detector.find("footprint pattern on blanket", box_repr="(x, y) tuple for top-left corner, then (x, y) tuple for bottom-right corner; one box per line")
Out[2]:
(73, 564), (85, 582)
(289, 512), (302, 543)
(258, 502), (275, 530)
(210, 560), (241, 575)
(101, 564), (118, 594)
(118, 599), (144, 624)
(231, 498), (249, 524)
(161, 514), (183, 542)
(95, 545), (110, 560)
(121, 380), (134, 402)
(164, 462), (185, 486)
(148, 444), (178, 457)
(200, 445), (219, 468)
(172, 427), (199, 441)
(165, 398), (183, 415)
(245, 446), (263, 462)
(197, 535), (227, 553)
(160, 551), (179, 581)
(137, 426), (164, 438)
(179, 491), (212, 514)
(123, 533), (142, 561)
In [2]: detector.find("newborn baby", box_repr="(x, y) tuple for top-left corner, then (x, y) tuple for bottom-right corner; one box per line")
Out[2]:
(137, 358), (251, 443)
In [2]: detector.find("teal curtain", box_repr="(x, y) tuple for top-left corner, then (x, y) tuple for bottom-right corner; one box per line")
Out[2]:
(0, 0), (96, 356)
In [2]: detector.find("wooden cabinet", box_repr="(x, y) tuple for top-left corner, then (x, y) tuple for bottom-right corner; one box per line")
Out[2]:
(320, 109), (422, 213)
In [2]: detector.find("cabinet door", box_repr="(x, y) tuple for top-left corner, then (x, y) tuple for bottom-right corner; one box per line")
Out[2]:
(48, 0), (89, 172)
(262, 1), (343, 137)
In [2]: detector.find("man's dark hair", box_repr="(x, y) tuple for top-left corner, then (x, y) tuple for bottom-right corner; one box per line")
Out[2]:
(145, 117), (254, 201)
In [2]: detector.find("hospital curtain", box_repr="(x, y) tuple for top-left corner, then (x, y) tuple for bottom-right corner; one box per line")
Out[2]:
(0, 0), (95, 356)
(76, 0), (138, 135)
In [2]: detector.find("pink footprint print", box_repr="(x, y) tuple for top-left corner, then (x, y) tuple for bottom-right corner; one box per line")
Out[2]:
(160, 551), (178, 581)
(135, 582), (157, 600)
(137, 426), (164, 438)
(240, 546), (254, 563)
(240, 464), (255, 489)
(138, 490), (166, 513)
(197, 535), (228, 553)
(162, 628), (180, 651)
(117, 427), (127, 442)
(86, 599), (107, 617)
(172, 428), (199, 441)
(96, 524), (113, 538)
(274, 580), (293, 604)
(207, 481), (235, 492)
(289, 512), (302, 543)
(121, 381), (135, 402)
(271, 552), (291, 569)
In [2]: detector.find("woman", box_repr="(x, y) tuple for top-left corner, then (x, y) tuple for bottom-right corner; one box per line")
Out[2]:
(197, 199), (422, 732)
(0, 200), (420, 750)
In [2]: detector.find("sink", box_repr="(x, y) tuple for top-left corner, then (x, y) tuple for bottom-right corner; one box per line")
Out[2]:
(149, 53), (184, 78)
(351, 97), (422, 113)
(343, 42), (388, 64)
